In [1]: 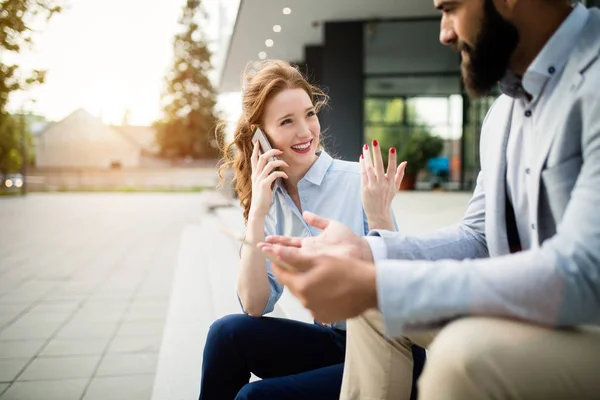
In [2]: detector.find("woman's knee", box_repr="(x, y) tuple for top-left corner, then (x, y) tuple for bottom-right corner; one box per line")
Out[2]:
(234, 382), (261, 400)
(206, 313), (255, 348)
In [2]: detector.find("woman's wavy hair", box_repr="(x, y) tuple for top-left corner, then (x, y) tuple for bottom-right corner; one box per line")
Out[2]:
(217, 60), (329, 222)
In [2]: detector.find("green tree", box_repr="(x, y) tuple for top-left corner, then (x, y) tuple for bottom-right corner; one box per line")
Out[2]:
(0, 0), (63, 174)
(364, 98), (442, 176)
(156, 0), (222, 159)
(0, 115), (22, 173)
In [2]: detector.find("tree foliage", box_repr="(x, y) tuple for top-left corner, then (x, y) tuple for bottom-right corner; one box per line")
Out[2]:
(0, 0), (63, 173)
(156, 0), (222, 159)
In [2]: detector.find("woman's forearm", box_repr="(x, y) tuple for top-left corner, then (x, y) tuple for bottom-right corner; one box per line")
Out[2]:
(236, 212), (271, 316)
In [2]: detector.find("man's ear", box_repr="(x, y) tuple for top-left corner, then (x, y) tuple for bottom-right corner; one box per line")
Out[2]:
(492, 0), (519, 18)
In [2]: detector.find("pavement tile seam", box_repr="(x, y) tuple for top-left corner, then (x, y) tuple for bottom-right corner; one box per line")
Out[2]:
(0, 193), (231, 399)
(81, 371), (154, 379)
(0, 377), (90, 383)
(0, 303), (89, 394)
(0, 301), (47, 332)
(78, 233), (170, 400)
(0, 240), (144, 396)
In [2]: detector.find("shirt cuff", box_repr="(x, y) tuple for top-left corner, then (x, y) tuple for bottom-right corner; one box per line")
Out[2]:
(376, 260), (409, 337)
(376, 260), (454, 338)
(365, 236), (388, 262)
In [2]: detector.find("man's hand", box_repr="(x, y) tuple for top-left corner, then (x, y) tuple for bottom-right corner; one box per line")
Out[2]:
(262, 211), (374, 263)
(260, 245), (379, 323)
(257, 211), (379, 322)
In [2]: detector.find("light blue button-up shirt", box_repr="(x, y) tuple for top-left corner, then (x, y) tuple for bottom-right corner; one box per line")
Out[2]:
(503, 3), (589, 251)
(253, 150), (396, 330)
(367, 4), (597, 337)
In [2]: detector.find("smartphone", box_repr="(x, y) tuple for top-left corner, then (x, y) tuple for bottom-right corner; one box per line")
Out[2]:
(219, 226), (296, 272)
(252, 127), (278, 163)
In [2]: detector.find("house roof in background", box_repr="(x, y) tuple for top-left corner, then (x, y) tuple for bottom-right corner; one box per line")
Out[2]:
(111, 125), (158, 153)
(36, 108), (159, 153)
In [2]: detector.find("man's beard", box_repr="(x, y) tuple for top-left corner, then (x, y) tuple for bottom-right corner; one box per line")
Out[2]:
(460, 0), (520, 97)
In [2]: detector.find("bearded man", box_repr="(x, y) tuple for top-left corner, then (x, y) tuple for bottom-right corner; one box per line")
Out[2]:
(259, 0), (600, 399)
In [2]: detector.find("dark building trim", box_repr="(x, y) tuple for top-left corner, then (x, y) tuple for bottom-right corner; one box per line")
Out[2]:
(320, 21), (364, 161)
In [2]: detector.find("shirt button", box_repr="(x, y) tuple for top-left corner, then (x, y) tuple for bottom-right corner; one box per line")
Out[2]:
(531, 224), (536, 230)
(525, 168), (530, 174)
(548, 66), (556, 74)
(525, 110), (532, 117)
(302, 197), (308, 202)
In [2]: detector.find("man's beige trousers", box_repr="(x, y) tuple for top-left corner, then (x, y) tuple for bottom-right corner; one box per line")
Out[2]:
(340, 309), (600, 400)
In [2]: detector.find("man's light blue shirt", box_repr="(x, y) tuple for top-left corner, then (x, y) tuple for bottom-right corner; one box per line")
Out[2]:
(503, 3), (589, 251)
(366, 4), (595, 336)
(367, 3), (591, 264)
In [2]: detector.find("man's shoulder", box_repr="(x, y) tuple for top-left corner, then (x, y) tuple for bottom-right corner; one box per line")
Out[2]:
(571, 26), (600, 112)
(578, 40), (600, 98)
(484, 94), (513, 120)
(574, 8), (600, 81)
(478, 94), (513, 150)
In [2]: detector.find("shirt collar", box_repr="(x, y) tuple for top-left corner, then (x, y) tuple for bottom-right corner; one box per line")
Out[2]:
(274, 150), (333, 193)
(302, 150), (333, 186)
(500, 3), (589, 99)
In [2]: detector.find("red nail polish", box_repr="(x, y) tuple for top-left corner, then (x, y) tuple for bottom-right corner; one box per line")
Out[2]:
(364, 144), (368, 150)
(279, 149), (284, 152)
(361, 154), (364, 159)
(390, 147), (396, 154)
(373, 140), (378, 147)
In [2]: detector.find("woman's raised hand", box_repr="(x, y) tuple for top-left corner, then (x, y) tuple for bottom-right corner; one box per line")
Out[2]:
(359, 140), (406, 230)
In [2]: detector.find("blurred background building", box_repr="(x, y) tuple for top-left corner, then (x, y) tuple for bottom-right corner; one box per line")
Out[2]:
(216, 0), (600, 191)
(5, 0), (598, 193)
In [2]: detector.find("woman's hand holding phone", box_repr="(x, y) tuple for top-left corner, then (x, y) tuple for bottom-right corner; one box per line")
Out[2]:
(249, 140), (289, 218)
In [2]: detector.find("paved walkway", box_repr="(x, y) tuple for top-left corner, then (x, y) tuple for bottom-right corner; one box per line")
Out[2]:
(0, 190), (472, 399)
(0, 193), (204, 399)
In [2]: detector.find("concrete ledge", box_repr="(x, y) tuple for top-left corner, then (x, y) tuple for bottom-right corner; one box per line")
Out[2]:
(152, 201), (312, 400)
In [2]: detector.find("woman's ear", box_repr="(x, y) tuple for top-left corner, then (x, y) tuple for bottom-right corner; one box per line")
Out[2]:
(250, 124), (255, 132)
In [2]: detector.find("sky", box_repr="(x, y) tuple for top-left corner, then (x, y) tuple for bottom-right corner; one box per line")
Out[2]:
(7, 0), (242, 127)
(6, 0), (460, 141)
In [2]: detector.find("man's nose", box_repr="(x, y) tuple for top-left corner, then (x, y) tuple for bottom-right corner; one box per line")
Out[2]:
(440, 16), (457, 46)
(440, 28), (457, 45)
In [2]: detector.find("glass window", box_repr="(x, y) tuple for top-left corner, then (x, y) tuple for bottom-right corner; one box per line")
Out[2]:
(362, 19), (501, 190)
(364, 98), (404, 125)
(364, 95), (463, 187)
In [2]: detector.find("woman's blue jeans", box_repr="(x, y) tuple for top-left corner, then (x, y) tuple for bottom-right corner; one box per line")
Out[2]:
(198, 313), (425, 400)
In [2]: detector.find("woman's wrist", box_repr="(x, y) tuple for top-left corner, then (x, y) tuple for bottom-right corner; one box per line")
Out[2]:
(367, 215), (394, 231)
(247, 207), (267, 223)
(245, 211), (266, 249)
(369, 220), (393, 231)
